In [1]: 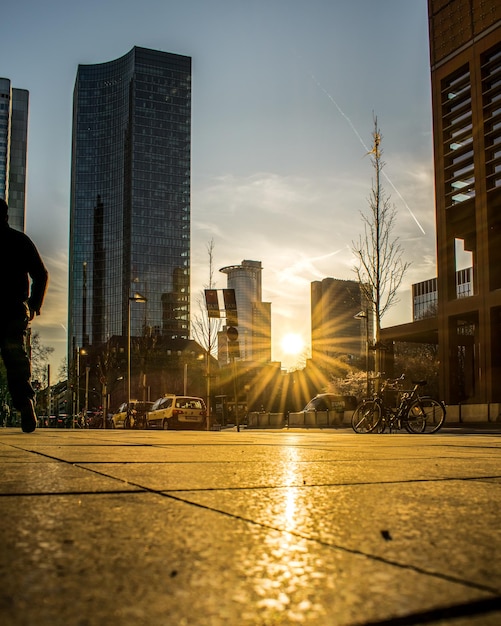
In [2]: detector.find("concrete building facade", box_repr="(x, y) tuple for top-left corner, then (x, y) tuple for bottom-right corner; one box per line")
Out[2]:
(311, 277), (373, 368)
(219, 260), (272, 364)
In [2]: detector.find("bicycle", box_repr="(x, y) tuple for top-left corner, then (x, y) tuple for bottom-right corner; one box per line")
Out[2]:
(351, 374), (446, 434)
(124, 408), (136, 429)
(124, 407), (150, 429)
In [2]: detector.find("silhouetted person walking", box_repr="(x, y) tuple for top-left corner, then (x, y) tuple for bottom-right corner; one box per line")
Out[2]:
(0, 199), (48, 432)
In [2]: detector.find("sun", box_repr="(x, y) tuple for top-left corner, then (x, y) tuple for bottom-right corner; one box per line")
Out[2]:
(281, 333), (304, 356)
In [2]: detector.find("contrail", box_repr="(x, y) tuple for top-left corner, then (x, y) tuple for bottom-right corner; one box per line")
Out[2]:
(308, 70), (426, 235)
(309, 72), (368, 151)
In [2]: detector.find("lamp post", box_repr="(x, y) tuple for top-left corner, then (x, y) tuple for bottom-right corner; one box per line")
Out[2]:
(354, 310), (370, 396)
(73, 347), (79, 427)
(73, 347), (87, 427)
(84, 365), (90, 416)
(127, 292), (147, 423)
(205, 350), (211, 431)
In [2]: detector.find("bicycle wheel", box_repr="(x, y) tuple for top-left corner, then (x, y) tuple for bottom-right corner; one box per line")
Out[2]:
(406, 398), (445, 434)
(351, 401), (382, 433)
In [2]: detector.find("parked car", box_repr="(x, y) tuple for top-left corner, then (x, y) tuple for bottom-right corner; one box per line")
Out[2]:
(303, 393), (357, 413)
(287, 394), (358, 428)
(49, 413), (71, 428)
(147, 395), (207, 430)
(111, 401), (154, 429)
(303, 394), (358, 413)
(37, 415), (50, 428)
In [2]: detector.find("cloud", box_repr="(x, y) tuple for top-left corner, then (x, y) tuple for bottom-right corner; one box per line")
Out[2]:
(30, 249), (68, 374)
(191, 159), (438, 364)
(192, 163), (436, 276)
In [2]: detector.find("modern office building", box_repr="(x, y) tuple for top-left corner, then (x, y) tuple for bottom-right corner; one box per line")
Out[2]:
(412, 268), (473, 321)
(311, 277), (373, 367)
(0, 77), (29, 231)
(382, 2), (501, 409)
(219, 260), (272, 363)
(68, 47), (192, 371)
(429, 0), (501, 404)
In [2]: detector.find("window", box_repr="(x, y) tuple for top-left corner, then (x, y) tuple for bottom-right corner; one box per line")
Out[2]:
(442, 66), (475, 208)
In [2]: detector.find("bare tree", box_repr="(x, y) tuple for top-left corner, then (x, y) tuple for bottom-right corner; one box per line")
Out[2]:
(191, 238), (222, 423)
(352, 117), (410, 375)
(58, 356), (68, 383)
(191, 238), (221, 357)
(30, 331), (54, 387)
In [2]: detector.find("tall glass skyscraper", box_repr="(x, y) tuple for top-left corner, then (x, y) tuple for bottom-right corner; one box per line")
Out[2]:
(68, 47), (191, 364)
(0, 77), (29, 231)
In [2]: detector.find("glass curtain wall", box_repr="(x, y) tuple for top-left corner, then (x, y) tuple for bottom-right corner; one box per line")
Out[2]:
(69, 47), (191, 362)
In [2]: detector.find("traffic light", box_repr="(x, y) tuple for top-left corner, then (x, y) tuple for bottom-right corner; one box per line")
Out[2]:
(227, 326), (240, 359)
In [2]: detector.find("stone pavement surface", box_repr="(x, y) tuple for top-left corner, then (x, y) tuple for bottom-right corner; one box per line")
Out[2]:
(0, 427), (500, 626)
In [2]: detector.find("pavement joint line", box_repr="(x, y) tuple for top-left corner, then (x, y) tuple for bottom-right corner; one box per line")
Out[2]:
(3, 444), (501, 464)
(0, 489), (145, 497)
(352, 595), (501, 626)
(0, 446), (152, 493)
(153, 475), (501, 490)
(18, 456), (501, 490)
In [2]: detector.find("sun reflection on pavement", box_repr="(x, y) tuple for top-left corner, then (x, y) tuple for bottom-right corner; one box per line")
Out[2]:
(241, 528), (328, 624)
(238, 449), (329, 623)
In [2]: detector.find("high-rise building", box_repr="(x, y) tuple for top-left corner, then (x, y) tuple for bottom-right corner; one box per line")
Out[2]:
(0, 78), (29, 231)
(428, 0), (501, 404)
(68, 47), (191, 366)
(382, 3), (501, 408)
(219, 260), (272, 363)
(311, 277), (372, 367)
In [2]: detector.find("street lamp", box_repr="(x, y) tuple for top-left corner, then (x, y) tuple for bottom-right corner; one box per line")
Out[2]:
(73, 347), (87, 427)
(127, 292), (147, 423)
(84, 364), (90, 417)
(354, 310), (370, 397)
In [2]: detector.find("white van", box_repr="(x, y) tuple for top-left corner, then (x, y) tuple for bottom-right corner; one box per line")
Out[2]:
(147, 395), (207, 430)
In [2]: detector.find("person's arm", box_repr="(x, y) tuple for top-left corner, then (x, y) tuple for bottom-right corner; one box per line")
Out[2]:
(27, 240), (49, 319)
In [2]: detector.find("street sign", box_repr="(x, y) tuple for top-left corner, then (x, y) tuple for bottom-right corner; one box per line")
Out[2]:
(226, 326), (238, 341)
(223, 289), (238, 326)
(204, 289), (220, 318)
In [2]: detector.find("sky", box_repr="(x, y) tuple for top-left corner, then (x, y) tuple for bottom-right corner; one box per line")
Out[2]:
(1, 0), (437, 375)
